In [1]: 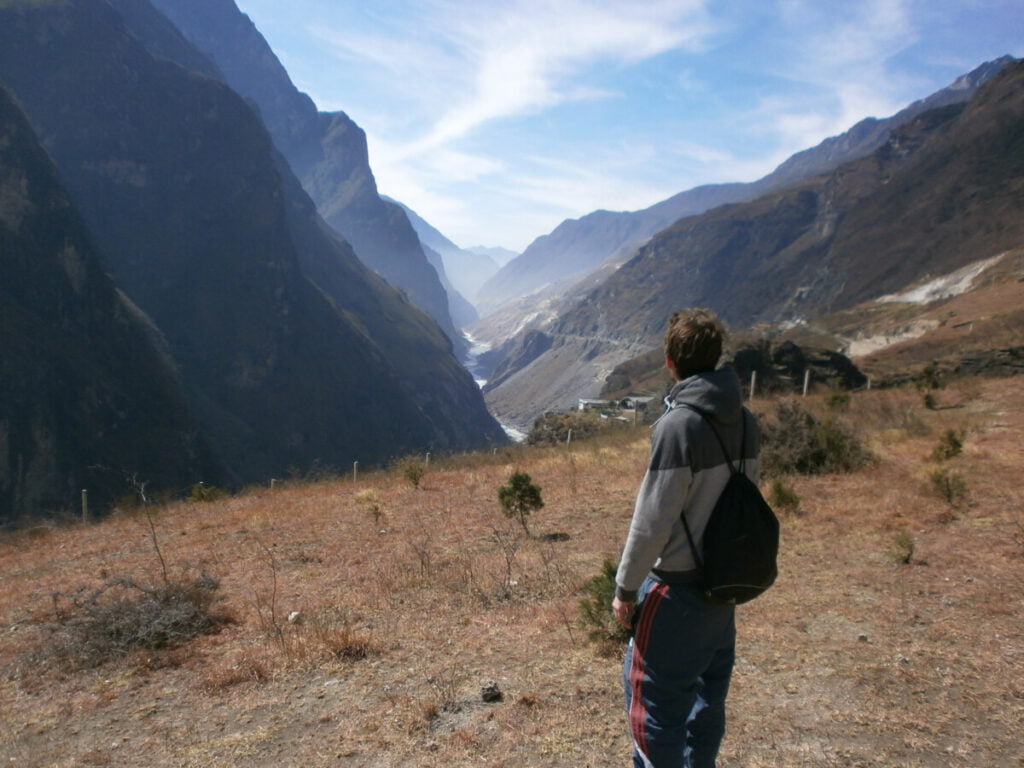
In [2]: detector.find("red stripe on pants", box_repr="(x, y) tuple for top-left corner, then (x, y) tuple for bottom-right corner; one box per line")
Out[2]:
(628, 582), (670, 759)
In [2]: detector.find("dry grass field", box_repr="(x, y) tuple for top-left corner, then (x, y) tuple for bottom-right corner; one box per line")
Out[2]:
(1, 378), (1022, 767)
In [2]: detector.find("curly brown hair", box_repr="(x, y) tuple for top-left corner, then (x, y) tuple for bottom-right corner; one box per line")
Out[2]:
(663, 308), (725, 378)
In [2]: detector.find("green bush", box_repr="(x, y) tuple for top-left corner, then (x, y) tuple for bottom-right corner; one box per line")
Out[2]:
(891, 530), (915, 565)
(931, 429), (964, 462)
(759, 401), (872, 477)
(578, 559), (630, 653)
(189, 482), (228, 503)
(497, 471), (544, 536)
(398, 457), (426, 489)
(930, 468), (968, 507)
(825, 390), (851, 411)
(768, 478), (800, 511)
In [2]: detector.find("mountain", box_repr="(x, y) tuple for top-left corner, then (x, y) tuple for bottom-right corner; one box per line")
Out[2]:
(467, 246), (519, 268)
(482, 60), (1024, 428)
(0, 0), (504, 498)
(146, 0), (465, 356)
(475, 57), (1015, 316)
(0, 85), (218, 524)
(387, 198), (501, 308)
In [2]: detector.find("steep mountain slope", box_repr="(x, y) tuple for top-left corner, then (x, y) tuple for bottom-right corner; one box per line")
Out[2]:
(0, 86), (216, 524)
(147, 0), (464, 355)
(388, 197), (500, 308)
(0, 0), (503, 491)
(484, 61), (1024, 428)
(476, 57), (1015, 315)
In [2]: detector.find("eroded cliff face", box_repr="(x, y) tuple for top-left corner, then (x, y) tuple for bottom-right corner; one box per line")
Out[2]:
(0, 86), (216, 523)
(0, 0), (503, 502)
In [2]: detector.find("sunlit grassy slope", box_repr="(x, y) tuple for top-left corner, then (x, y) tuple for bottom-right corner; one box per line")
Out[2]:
(1, 378), (1022, 767)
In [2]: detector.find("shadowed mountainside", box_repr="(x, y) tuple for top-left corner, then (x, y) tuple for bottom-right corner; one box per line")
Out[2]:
(147, 0), (465, 353)
(0, 0), (504, 504)
(0, 86), (218, 523)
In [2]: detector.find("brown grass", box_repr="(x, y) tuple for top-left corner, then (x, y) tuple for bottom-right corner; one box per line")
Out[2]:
(1, 379), (1022, 766)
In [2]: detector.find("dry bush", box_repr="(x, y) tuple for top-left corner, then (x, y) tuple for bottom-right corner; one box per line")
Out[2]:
(35, 570), (230, 671)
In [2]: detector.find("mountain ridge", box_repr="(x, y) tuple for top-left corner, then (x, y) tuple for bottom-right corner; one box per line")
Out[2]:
(482, 60), (1024, 429)
(476, 56), (1016, 317)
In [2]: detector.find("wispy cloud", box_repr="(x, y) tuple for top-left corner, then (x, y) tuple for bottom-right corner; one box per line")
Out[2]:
(253, 0), (1021, 249)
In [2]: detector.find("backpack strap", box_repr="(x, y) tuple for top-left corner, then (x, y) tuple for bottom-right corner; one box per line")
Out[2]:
(676, 403), (747, 475)
(674, 404), (749, 572)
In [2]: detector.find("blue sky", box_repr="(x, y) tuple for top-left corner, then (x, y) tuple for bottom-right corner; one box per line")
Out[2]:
(233, 0), (1022, 252)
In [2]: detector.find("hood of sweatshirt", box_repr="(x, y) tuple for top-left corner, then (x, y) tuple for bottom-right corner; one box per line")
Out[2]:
(665, 366), (745, 425)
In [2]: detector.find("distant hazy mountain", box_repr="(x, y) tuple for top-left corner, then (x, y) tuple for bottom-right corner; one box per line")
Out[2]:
(0, 85), (218, 524)
(476, 56), (1015, 315)
(483, 60), (1024, 428)
(386, 198), (501, 308)
(148, 0), (465, 356)
(0, 0), (504, 501)
(467, 246), (519, 268)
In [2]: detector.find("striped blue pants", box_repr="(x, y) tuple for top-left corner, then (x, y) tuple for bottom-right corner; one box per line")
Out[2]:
(623, 575), (736, 768)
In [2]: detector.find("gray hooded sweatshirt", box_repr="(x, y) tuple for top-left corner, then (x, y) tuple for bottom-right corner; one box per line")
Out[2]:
(615, 367), (760, 602)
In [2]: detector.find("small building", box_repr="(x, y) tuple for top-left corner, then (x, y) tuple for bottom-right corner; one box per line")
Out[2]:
(619, 395), (656, 411)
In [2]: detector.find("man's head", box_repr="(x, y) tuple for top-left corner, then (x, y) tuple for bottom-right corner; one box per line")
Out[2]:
(664, 308), (725, 380)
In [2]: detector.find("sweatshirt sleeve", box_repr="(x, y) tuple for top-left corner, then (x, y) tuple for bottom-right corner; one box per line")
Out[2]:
(615, 418), (692, 602)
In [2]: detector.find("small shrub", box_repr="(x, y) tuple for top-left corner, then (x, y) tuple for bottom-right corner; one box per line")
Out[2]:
(891, 530), (915, 565)
(768, 478), (800, 512)
(355, 489), (384, 526)
(397, 457), (426, 489)
(759, 401), (872, 477)
(498, 471), (544, 536)
(190, 482), (228, 503)
(931, 429), (964, 462)
(578, 559), (630, 654)
(915, 362), (944, 391)
(825, 391), (851, 411)
(930, 468), (968, 507)
(922, 392), (939, 410)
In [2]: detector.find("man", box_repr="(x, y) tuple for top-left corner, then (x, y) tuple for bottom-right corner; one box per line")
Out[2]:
(613, 308), (759, 768)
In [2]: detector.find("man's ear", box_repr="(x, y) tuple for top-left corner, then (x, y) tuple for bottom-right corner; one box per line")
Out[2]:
(665, 356), (678, 379)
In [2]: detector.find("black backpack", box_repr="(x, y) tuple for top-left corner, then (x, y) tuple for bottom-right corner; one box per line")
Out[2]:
(678, 405), (779, 605)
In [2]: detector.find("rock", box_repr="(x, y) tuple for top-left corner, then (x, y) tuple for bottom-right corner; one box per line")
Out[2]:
(481, 680), (503, 703)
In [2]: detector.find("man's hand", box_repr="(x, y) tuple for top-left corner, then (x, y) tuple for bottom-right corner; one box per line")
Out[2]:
(612, 596), (635, 630)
